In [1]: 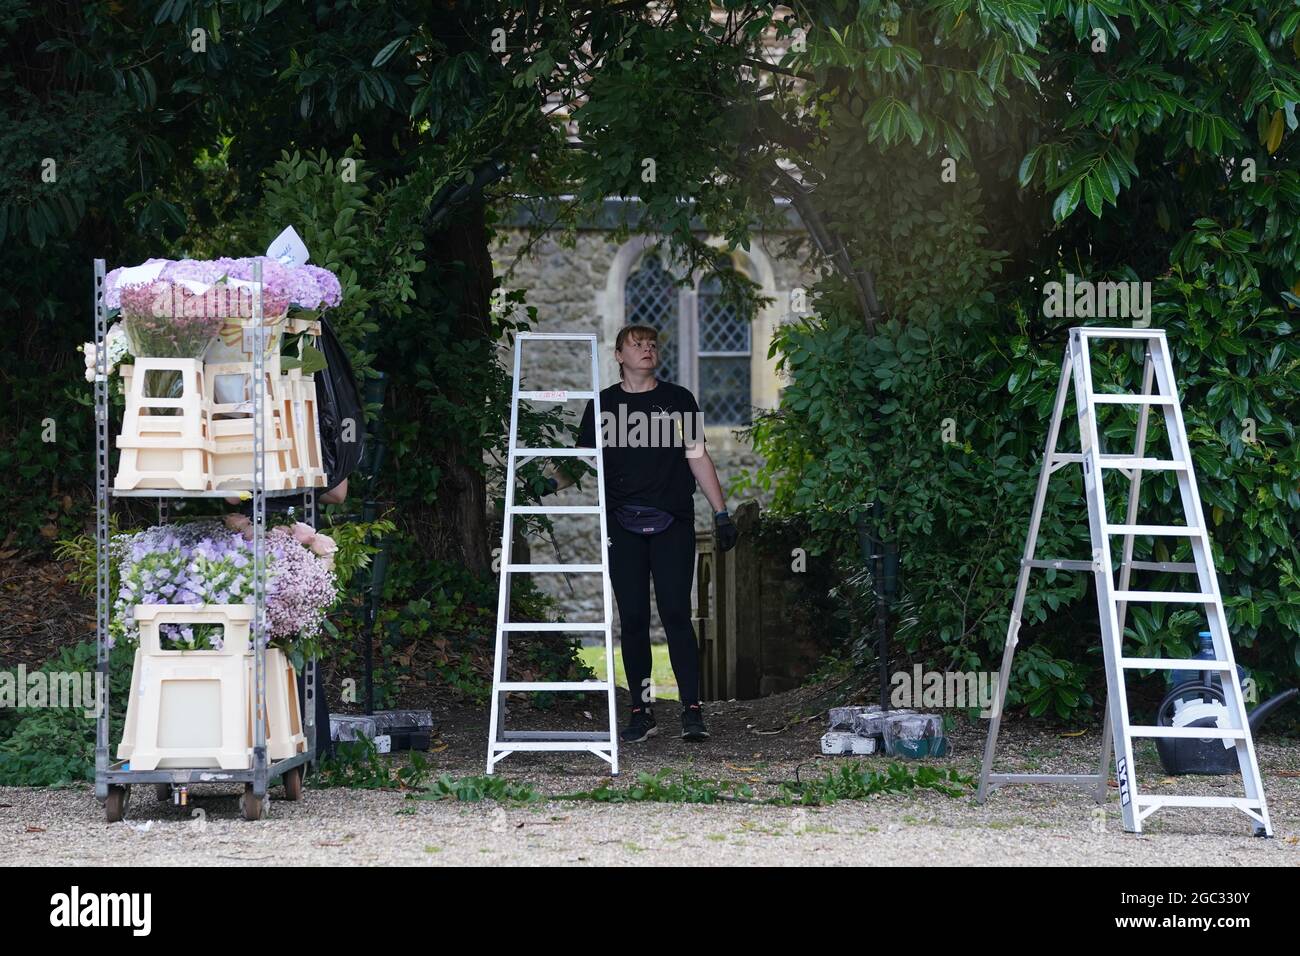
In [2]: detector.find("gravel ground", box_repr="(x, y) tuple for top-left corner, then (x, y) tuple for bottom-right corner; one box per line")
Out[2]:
(6, 685), (1300, 866)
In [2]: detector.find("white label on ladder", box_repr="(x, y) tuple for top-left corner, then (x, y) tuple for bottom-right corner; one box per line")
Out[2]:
(536, 390), (568, 402)
(1117, 756), (1130, 806)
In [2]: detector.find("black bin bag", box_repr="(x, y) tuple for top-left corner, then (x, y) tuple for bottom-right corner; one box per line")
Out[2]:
(314, 315), (366, 495)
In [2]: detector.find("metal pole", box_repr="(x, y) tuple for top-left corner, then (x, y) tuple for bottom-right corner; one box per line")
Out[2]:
(93, 259), (110, 802)
(251, 260), (268, 799)
(872, 499), (890, 710)
(305, 487), (317, 764)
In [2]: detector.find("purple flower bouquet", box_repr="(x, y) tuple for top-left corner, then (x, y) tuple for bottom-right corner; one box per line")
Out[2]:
(111, 521), (337, 655)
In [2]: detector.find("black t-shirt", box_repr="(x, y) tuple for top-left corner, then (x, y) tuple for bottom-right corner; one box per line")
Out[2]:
(577, 380), (705, 521)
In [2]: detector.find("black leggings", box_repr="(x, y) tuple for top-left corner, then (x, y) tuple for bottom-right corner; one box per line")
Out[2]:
(607, 516), (700, 707)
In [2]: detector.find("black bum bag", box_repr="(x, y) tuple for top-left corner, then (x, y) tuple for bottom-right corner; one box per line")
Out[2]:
(612, 504), (676, 535)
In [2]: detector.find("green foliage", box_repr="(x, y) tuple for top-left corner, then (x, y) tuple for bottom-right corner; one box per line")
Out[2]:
(418, 773), (540, 803)
(257, 143), (426, 384)
(774, 762), (972, 806)
(326, 516), (397, 593)
(559, 770), (754, 805)
(315, 736), (396, 789)
(0, 641), (134, 787)
(555, 763), (970, 805)
(743, 0), (1300, 719)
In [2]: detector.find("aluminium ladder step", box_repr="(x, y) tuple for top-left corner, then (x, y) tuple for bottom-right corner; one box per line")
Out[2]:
(498, 681), (611, 692)
(500, 622), (607, 631)
(505, 563), (603, 573)
(511, 447), (599, 456)
(488, 743), (613, 749)
(1090, 394), (1176, 405)
(1111, 590), (1216, 603)
(517, 390), (596, 400)
(1119, 657), (1234, 670)
(515, 332), (600, 340)
(510, 505), (602, 514)
(1135, 796), (1263, 810)
(1127, 725), (1246, 740)
(1076, 327), (1167, 339)
(1096, 456), (1187, 470)
(1103, 523), (1203, 536)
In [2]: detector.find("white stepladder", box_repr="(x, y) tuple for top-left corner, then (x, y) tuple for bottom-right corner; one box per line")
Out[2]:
(977, 327), (1271, 836)
(486, 332), (619, 775)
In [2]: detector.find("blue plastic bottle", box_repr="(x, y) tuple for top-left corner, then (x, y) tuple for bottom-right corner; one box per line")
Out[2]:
(1169, 631), (1218, 690)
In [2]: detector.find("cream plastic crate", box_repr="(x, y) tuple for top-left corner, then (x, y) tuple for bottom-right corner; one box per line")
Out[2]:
(114, 359), (211, 492)
(119, 605), (254, 771)
(284, 373), (327, 489)
(203, 362), (297, 492)
(280, 316), (327, 489)
(246, 648), (307, 761)
(119, 605), (306, 769)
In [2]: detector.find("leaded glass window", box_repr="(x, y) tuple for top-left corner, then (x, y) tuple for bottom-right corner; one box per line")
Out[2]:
(619, 246), (755, 426)
(623, 253), (678, 383)
(697, 267), (752, 426)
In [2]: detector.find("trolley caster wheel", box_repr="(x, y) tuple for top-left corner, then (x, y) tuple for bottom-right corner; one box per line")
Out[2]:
(155, 784), (172, 803)
(240, 785), (267, 821)
(105, 785), (130, 823)
(281, 767), (304, 802)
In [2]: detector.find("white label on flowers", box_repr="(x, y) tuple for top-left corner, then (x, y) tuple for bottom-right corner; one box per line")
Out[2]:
(266, 225), (310, 267)
(114, 260), (166, 288)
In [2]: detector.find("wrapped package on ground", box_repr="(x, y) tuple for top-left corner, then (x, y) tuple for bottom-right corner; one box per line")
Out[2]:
(329, 714), (378, 743)
(851, 707), (914, 738)
(371, 710), (434, 731)
(828, 704), (880, 731)
(883, 712), (949, 758)
(820, 731), (878, 756)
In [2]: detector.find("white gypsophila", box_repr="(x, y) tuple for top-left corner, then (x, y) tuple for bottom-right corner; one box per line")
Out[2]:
(82, 323), (130, 381)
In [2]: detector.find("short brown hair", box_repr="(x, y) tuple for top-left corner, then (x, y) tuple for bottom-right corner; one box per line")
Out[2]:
(615, 324), (659, 351)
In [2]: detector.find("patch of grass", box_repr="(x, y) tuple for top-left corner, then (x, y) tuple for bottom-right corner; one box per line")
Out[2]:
(578, 642), (678, 701)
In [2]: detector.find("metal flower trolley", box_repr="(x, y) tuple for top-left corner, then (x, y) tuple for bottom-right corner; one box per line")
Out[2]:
(92, 258), (319, 822)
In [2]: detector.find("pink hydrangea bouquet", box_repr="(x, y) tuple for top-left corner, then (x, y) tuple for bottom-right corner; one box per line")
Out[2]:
(104, 257), (342, 312)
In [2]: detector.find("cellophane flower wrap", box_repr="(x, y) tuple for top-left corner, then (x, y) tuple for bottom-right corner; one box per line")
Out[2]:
(118, 282), (228, 359)
(111, 521), (337, 654)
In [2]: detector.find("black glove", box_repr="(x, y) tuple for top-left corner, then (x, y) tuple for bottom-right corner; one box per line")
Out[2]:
(714, 510), (738, 552)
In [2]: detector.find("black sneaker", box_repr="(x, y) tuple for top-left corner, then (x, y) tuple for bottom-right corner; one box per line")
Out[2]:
(681, 703), (710, 741)
(620, 707), (658, 743)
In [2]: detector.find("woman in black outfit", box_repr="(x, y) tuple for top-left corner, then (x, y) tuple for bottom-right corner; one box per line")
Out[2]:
(547, 324), (738, 742)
